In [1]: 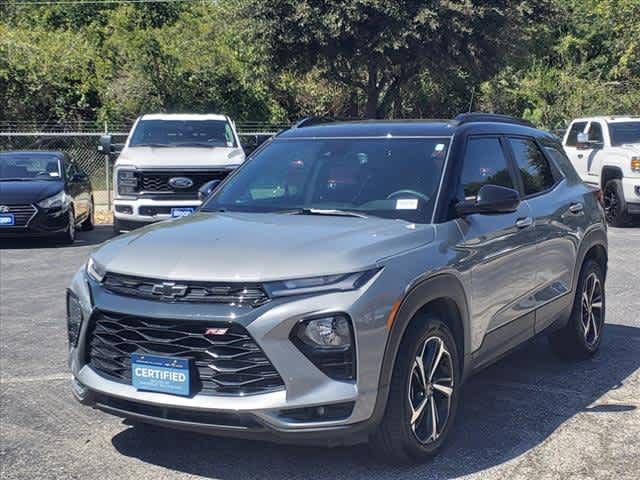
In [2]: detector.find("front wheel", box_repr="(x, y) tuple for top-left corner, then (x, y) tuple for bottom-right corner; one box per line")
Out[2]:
(80, 198), (95, 231)
(603, 179), (631, 227)
(548, 259), (605, 359)
(371, 316), (460, 462)
(59, 209), (76, 244)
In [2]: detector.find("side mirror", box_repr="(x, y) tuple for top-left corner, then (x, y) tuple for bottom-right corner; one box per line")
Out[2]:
(198, 179), (221, 202)
(456, 185), (521, 216)
(98, 135), (112, 154)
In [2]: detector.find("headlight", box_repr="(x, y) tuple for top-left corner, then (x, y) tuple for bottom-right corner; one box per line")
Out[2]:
(264, 269), (379, 297)
(631, 157), (640, 173)
(291, 314), (356, 380)
(66, 290), (83, 346)
(117, 169), (138, 196)
(37, 190), (70, 209)
(86, 257), (106, 282)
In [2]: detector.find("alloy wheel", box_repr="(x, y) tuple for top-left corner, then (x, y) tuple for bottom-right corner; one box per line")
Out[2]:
(603, 188), (617, 223)
(581, 272), (603, 348)
(408, 336), (454, 444)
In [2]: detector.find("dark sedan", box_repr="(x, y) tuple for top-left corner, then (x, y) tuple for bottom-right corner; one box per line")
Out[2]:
(0, 151), (94, 243)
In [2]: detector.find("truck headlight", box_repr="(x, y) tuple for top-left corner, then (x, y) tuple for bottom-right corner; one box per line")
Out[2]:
(631, 157), (640, 173)
(117, 169), (138, 195)
(37, 190), (70, 209)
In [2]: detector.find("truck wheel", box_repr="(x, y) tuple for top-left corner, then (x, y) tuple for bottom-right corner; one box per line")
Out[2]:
(371, 315), (461, 463)
(603, 179), (631, 227)
(113, 218), (123, 235)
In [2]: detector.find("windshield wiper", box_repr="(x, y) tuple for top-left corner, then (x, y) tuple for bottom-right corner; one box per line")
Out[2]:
(178, 142), (225, 148)
(131, 143), (174, 148)
(287, 208), (368, 218)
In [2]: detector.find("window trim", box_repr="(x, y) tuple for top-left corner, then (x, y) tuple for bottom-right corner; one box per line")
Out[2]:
(503, 134), (564, 200)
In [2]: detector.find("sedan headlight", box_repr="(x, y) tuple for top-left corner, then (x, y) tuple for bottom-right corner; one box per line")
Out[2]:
(264, 269), (379, 297)
(86, 257), (106, 282)
(37, 190), (70, 209)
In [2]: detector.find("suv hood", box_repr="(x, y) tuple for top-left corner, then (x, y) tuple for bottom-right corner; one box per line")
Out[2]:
(94, 212), (435, 282)
(116, 146), (245, 169)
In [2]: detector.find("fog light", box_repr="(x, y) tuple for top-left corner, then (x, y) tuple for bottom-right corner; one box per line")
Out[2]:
(297, 316), (352, 348)
(66, 290), (83, 346)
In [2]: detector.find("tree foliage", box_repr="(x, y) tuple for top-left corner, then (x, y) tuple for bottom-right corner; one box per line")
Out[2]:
(0, 0), (637, 128)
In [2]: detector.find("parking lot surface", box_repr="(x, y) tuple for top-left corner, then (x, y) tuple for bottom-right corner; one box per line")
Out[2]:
(1, 226), (638, 479)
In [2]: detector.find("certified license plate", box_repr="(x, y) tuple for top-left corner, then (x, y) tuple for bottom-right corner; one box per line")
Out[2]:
(0, 214), (15, 226)
(171, 207), (195, 218)
(131, 353), (191, 396)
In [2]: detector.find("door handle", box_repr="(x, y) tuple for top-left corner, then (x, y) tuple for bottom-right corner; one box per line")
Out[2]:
(569, 202), (584, 214)
(577, 154), (584, 159)
(515, 216), (533, 229)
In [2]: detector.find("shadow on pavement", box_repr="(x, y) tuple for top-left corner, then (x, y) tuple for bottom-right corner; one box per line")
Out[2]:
(0, 225), (115, 249)
(111, 323), (639, 479)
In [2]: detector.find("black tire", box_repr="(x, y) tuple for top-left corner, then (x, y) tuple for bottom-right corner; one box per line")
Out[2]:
(548, 259), (605, 360)
(603, 179), (631, 227)
(80, 198), (95, 231)
(113, 217), (122, 235)
(59, 209), (76, 244)
(371, 316), (461, 463)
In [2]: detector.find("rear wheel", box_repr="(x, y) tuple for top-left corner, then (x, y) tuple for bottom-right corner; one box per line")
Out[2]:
(371, 316), (460, 463)
(603, 179), (631, 227)
(548, 259), (605, 359)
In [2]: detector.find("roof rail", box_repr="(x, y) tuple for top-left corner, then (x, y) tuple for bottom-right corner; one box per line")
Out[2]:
(453, 112), (535, 128)
(292, 116), (336, 128)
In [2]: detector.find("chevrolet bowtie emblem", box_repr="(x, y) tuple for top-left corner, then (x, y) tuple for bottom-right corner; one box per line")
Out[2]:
(151, 282), (188, 298)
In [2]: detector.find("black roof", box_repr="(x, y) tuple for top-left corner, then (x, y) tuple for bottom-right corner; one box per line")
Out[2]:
(277, 115), (549, 140)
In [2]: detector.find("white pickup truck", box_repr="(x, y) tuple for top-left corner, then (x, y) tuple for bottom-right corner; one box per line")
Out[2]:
(100, 114), (245, 233)
(563, 116), (640, 226)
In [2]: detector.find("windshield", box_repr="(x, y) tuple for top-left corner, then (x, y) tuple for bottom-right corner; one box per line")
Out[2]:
(0, 154), (62, 181)
(129, 119), (237, 148)
(609, 122), (640, 146)
(202, 137), (450, 223)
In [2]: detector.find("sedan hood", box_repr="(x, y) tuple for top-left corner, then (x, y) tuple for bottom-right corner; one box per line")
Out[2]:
(94, 212), (435, 282)
(0, 180), (62, 204)
(116, 146), (245, 169)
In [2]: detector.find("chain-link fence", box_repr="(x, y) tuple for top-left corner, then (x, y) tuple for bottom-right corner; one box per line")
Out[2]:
(0, 122), (285, 208)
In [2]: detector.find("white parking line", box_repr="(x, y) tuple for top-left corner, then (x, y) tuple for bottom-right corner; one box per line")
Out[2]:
(0, 373), (69, 385)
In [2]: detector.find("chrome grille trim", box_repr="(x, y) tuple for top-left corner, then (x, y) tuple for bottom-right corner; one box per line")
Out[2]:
(102, 272), (270, 307)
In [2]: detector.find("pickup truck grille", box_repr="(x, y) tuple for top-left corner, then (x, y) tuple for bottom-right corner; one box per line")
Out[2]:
(86, 311), (285, 396)
(102, 272), (270, 307)
(139, 170), (230, 195)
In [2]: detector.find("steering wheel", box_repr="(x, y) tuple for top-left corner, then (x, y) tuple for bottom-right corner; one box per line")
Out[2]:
(386, 189), (430, 203)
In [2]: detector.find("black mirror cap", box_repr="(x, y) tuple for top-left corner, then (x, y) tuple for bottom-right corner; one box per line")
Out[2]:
(198, 179), (221, 202)
(456, 185), (520, 216)
(98, 135), (112, 154)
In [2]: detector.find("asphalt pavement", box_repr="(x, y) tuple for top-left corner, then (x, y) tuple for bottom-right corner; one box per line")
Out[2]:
(1, 226), (638, 479)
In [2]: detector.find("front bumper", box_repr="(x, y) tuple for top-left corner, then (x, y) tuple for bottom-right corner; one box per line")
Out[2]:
(67, 267), (397, 445)
(0, 204), (70, 238)
(113, 197), (201, 224)
(621, 177), (640, 204)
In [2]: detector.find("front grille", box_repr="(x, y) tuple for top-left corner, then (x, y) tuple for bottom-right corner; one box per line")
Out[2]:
(139, 170), (230, 194)
(102, 272), (270, 307)
(0, 204), (36, 227)
(87, 311), (285, 396)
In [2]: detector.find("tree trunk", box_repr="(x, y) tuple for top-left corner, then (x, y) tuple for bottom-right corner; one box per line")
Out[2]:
(365, 62), (380, 118)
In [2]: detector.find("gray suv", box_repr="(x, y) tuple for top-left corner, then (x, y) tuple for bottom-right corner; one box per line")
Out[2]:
(67, 114), (608, 462)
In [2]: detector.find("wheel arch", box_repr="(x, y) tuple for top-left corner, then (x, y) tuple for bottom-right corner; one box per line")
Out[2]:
(369, 273), (471, 429)
(601, 166), (623, 190)
(573, 226), (608, 291)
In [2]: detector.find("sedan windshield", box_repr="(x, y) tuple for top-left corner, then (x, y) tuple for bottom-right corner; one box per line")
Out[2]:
(0, 154), (61, 180)
(202, 137), (450, 223)
(129, 119), (236, 148)
(609, 122), (640, 146)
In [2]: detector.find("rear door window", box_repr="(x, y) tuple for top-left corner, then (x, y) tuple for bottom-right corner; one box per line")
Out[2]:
(459, 137), (515, 200)
(508, 138), (558, 196)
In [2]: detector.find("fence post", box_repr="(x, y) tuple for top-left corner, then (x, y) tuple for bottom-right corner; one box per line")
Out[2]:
(104, 121), (111, 211)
